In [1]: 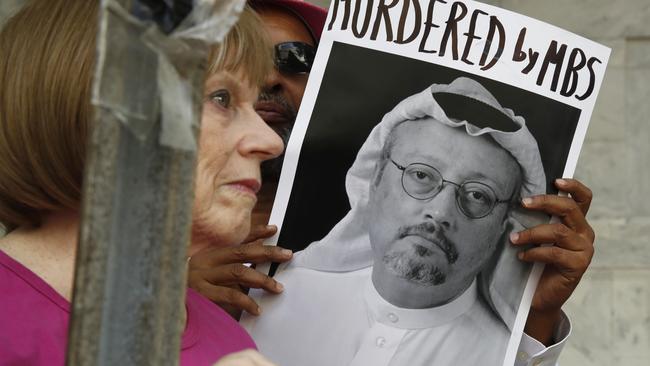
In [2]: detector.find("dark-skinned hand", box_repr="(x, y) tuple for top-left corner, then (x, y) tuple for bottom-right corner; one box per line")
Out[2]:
(510, 178), (595, 345)
(188, 225), (292, 319)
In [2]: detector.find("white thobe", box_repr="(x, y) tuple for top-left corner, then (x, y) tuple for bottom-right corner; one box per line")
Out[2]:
(244, 265), (568, 366)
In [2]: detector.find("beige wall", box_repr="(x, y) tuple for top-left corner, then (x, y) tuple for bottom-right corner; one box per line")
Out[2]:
(309, 1), (650, 365)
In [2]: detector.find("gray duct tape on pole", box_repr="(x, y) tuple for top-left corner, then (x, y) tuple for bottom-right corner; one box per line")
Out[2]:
(93, 0), (245, 151)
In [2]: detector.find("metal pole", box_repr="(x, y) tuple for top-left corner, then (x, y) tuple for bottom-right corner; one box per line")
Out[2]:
(66, 1), (240, 364)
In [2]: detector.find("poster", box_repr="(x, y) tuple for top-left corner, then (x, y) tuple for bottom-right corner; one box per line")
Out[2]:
(242, 1), (610, 365)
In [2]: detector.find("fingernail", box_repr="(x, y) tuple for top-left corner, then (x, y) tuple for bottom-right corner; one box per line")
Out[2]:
(556, 178), (568, 186)
(281, 249), (293, 256)
(256, 306), (262, 315)
(517, 252), (524, 260)
(276, 282), (284, 292)
(510, 232), (519, 243)
(522, 197), (533, 206)
(267, 225), (277, 231)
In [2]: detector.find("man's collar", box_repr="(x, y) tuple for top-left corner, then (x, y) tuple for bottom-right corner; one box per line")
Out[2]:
(364, 276), (478, 329)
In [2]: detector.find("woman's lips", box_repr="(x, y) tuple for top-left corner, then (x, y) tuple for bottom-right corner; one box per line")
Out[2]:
(227, 179), (261, 196)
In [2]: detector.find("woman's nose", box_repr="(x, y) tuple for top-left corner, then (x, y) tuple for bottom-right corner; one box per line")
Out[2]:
(239, 108), (285, 161)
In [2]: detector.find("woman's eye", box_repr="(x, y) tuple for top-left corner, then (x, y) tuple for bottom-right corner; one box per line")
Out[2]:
(209, 89), (231, 108)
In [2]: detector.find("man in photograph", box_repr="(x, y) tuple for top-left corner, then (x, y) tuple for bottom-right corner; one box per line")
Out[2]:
(244, 76), (551, 366)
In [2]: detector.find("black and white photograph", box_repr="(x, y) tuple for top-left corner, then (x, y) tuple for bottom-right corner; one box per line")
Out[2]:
(244, 43), (579, 366)
(242, 1), (610, 366)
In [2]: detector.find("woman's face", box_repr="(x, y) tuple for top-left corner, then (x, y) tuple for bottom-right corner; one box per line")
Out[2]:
(191, 70), (284, 251)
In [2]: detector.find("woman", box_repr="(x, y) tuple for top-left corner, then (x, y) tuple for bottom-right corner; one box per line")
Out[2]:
(0, 1), (283, 365)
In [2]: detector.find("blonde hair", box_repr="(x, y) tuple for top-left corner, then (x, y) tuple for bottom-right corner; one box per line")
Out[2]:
(0, 1), (272, 231)
(207, 6), (273, 87)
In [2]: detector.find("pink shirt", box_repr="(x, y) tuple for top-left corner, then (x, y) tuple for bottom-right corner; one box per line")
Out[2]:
(0, 249), (256, 366)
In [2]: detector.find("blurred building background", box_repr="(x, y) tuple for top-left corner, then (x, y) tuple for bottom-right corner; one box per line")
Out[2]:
(309, 1), (650, 365)
(1, 0), (648, 365)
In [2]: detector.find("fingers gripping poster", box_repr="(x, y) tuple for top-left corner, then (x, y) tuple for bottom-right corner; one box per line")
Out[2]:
(242, 1), (610, 365)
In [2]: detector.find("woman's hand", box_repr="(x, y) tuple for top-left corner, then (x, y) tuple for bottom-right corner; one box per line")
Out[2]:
(510, 178), (595, 345)
(188, 225), (292, 318)
(213, 350), (278, 366)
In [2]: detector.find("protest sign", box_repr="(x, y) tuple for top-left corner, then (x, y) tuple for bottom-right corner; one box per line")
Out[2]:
(243, 1), (610, 365)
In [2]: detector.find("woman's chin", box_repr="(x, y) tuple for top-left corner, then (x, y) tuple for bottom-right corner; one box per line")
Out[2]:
(193, 208), (252, 246)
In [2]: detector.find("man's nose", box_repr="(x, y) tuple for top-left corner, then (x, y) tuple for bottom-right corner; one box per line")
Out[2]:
(263, 67), (283, 93)
(421, 184), (456, 229)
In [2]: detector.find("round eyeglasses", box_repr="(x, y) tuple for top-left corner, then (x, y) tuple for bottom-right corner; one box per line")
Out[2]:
(390, 159), (512, 219)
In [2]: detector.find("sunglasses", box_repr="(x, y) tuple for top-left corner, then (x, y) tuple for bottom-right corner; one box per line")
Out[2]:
(274, 42), (316, 74)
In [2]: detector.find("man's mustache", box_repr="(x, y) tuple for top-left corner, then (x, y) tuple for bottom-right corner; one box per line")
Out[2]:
(257, 90), (296, 120)
(397, 222), (459, 264)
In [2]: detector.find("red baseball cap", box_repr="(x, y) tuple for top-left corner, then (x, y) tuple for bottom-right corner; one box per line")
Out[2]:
(250, 0), (328, 43)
